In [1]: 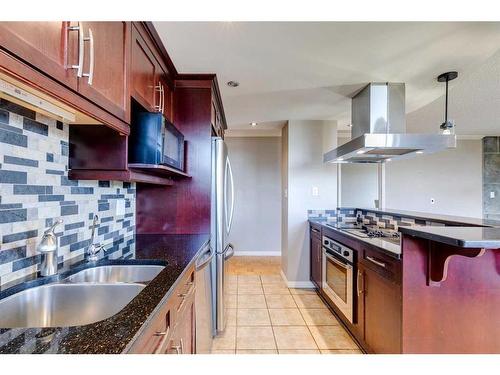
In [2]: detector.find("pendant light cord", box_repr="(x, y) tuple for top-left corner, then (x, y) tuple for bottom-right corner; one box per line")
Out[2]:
(444, 79), (449, 124)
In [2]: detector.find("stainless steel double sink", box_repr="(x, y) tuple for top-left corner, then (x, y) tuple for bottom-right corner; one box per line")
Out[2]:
(0, 264), (165, 329)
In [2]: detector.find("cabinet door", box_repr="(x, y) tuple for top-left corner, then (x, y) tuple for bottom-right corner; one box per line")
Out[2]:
(77, 22), (129, 121)
(178, 296), (195, 354)
(361, 264), (402, 353)
(131, 25), (160, 112)
(310, 229), (322, 289)
(0, 22), (78, 90)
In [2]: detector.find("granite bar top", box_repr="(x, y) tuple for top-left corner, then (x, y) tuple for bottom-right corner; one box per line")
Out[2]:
(0, 233), (210, 354)
(309, 219), (401, 258)
(399, 226), (500, 249)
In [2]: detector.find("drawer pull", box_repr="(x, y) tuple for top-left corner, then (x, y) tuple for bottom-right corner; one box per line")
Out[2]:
(357, 270), (363, 296)
(153, 327), (170, 354)
(366, 256), (386, 268)
(311, 228), (320, 233)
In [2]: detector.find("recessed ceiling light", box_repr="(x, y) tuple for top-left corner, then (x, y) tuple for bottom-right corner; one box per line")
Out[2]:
(356, 150), (366, 154)
(251, 122), (257, 127)
(227, 81), (239, 88)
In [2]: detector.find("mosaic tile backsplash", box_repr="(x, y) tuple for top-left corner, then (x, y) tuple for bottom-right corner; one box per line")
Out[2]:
(0, 99), (136, 286)
(307, 208), (446, 230)
(483, 136), (500, 221)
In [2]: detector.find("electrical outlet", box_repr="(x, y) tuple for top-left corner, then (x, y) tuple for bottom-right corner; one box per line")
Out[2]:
(312, 186), (319, 197)
(116, 199), (125, 216)
(490, 191), (496, 199)
(430, 198), (435, 205)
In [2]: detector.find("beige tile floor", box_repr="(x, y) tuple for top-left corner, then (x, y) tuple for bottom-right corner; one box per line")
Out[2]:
(211, 256), (363, 355)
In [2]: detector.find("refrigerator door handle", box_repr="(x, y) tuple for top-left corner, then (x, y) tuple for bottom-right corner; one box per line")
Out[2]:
(224, 243), (234, 260)
(195, 243), (214, 271)
(224, 157), (235, 235)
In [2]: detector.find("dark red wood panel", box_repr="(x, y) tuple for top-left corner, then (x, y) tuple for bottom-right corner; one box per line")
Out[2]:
(136, 86), (212, 234)
(401, 235), (500, 353)
(69, 125), (128, 170)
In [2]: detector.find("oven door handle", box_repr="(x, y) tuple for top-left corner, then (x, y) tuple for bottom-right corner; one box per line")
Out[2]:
(324, 250), (352, 269)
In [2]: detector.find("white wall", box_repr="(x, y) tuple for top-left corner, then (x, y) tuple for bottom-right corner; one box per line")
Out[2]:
(281, 124), (289, 274)
(385, 140), (483, 217)
(341, 163), (378, 208)
(226, 137), (282, 256)
(282, 120), (337, 286)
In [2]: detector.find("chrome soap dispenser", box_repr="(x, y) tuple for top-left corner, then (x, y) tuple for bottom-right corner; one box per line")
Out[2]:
(38, 219), (63, 277)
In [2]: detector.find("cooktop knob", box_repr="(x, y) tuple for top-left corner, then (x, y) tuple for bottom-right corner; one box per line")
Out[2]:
(343, 250), (350, 257)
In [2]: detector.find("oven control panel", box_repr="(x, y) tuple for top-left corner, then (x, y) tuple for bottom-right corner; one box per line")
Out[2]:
(322, 236), (354, 263)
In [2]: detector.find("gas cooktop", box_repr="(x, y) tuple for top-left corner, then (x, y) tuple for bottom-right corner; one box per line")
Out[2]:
(339, 225), (401, 244)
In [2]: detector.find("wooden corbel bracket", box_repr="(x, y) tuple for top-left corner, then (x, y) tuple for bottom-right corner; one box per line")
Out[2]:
(427, 241), (485, 285)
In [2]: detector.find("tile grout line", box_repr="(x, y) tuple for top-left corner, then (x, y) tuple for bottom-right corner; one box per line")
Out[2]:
(260, 275), (280, 352)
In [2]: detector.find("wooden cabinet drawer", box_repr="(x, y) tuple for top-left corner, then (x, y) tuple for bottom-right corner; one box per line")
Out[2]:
(360, 247), (401, 284)
(310, 223), (322, 239)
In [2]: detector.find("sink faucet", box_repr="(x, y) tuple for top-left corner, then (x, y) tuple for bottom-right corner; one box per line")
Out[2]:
(88, 215), (105, 262)
(38, 219), (63, 276)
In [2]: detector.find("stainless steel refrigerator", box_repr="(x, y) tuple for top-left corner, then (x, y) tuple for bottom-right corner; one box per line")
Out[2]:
(210, 137), (235, 335)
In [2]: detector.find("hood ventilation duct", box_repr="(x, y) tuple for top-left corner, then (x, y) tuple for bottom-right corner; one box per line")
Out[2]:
(324, 82), (456, 163)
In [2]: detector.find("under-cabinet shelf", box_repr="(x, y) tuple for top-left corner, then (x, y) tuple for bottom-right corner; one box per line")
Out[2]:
(128, 163), (191, 179)
(68, 169), (174, 186)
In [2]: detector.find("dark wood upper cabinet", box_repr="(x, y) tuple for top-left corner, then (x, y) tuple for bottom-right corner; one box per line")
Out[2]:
(0, 22), (78, 90)
(359, 263), (402, 353)
(131, 24), (160, 112)
(310, 226), (322, 289)
(77, 22), (130, 122)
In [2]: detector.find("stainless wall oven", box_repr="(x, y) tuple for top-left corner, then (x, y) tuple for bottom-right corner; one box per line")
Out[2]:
(322, 235), (354, 323)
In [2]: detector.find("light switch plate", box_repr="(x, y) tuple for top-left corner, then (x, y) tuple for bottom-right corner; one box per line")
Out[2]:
(491, 191), (496, 199)
(116, 199), (125, 216)
(312, 186), (319, 197)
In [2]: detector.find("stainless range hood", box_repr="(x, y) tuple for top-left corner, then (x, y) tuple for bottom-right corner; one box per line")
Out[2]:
(324, 83), (456, 163)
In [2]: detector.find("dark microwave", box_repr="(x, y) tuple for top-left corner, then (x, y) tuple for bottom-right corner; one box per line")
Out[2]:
(129, 111), (185, 171)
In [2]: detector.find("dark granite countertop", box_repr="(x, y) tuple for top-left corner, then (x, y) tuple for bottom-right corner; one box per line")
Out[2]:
(399, 226), (500, 248)
(0, 233), (210, 354)
(309, 219), (401, 258)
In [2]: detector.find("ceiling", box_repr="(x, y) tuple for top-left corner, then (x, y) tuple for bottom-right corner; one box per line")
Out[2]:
(154, 22), (500, 133)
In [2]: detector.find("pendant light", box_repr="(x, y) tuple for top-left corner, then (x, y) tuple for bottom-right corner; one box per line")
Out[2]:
(437, 71), (458, 135)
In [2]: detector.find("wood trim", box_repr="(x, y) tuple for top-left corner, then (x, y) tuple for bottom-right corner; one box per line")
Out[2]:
(211, 76), (227, 129)
(427, 241), (486, 285)
(174, 78), (215, 89)
(143, 22), (178, 78)
(0, 50), (129, 135)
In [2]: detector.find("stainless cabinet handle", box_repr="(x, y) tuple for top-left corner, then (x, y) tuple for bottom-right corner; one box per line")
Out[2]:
(155, 84), (163, 112)
(172, 343), (181, 354)
(161, 84), (165, 113)
(311, 228), (320, 233)
(357, 270), (363, 296)
(366, 256), (386, 268)
(68, 23), (84, 77)
(82, 28), (94, 85)
(195, 245), (214, 271)
(153, 327), (170, 354)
